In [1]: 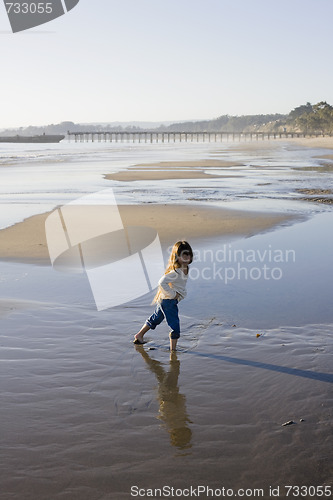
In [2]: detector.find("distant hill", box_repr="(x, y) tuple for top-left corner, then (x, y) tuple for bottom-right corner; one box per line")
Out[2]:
(0, 120), (192, 137)
(1, 102), (332, 136)
(156, 101), (333, 134)
(156, 114), (287, 133)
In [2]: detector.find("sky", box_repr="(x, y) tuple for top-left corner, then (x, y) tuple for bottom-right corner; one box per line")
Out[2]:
(1, 0), (333, 128)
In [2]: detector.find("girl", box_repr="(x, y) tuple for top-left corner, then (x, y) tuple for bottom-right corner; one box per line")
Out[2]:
(134, 240), (193, 351)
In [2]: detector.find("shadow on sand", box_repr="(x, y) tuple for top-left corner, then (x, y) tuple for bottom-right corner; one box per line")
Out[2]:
(147, 343), (333, 384)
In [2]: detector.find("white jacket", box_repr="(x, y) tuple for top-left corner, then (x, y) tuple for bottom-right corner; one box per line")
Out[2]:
(158, 268), (188, 301)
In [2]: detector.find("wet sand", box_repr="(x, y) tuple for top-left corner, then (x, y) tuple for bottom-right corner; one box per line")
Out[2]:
(1, 303), (332, 500)
(295, 188), (333, 205)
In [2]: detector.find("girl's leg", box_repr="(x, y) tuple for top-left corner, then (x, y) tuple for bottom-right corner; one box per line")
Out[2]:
(134, 304), (164, 344)
(134, 323), (150, 343)
(160, 299), (180, 351)
(170, 337), (178, 351)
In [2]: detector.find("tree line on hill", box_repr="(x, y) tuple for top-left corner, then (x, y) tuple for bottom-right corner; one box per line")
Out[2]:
(156, 101), (333, 134)
(287, 101), (333, 135)
(1, 101), (333, 137)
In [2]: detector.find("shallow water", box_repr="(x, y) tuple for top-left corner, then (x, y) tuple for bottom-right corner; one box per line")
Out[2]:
(187, 212), (333, 328)
(1, 211), (332, 330)
(1, 140), (333, 498)
(0, 140), (333, 229)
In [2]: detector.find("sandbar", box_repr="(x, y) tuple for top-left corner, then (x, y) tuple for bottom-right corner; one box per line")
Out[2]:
(0, 204), (294, 265)
(105, 159), (242, 182)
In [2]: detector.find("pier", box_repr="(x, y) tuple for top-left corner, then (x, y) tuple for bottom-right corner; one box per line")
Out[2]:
(67, 130), (326, 143)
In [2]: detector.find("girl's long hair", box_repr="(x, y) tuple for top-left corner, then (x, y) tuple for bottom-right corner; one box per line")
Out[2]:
(152, 241), (193, 304)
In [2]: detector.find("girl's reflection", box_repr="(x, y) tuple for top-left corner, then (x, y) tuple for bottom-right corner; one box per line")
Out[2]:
(135, 347), (192, 450)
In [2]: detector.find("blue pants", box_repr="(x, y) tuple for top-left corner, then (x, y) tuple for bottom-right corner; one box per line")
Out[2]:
(146, 299), (180, 339)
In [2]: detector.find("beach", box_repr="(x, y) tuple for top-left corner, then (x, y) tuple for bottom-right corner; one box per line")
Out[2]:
(0, 139), (332, 499)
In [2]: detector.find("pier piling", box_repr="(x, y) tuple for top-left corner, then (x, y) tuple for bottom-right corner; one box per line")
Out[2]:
(67, 131), (326, 143)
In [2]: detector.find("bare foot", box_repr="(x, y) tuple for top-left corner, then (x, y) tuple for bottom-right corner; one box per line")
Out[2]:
(133, 324), (151, 344)
(133, 334), (145, 344)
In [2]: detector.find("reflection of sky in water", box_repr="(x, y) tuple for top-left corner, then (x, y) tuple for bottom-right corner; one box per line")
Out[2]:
(184, 212), (333, 329)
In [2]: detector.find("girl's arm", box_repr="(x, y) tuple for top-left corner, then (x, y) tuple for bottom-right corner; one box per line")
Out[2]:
(158, 271), (178, 299)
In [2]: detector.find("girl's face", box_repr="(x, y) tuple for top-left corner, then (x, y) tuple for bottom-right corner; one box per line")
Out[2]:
(177, 250), (192, 266)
